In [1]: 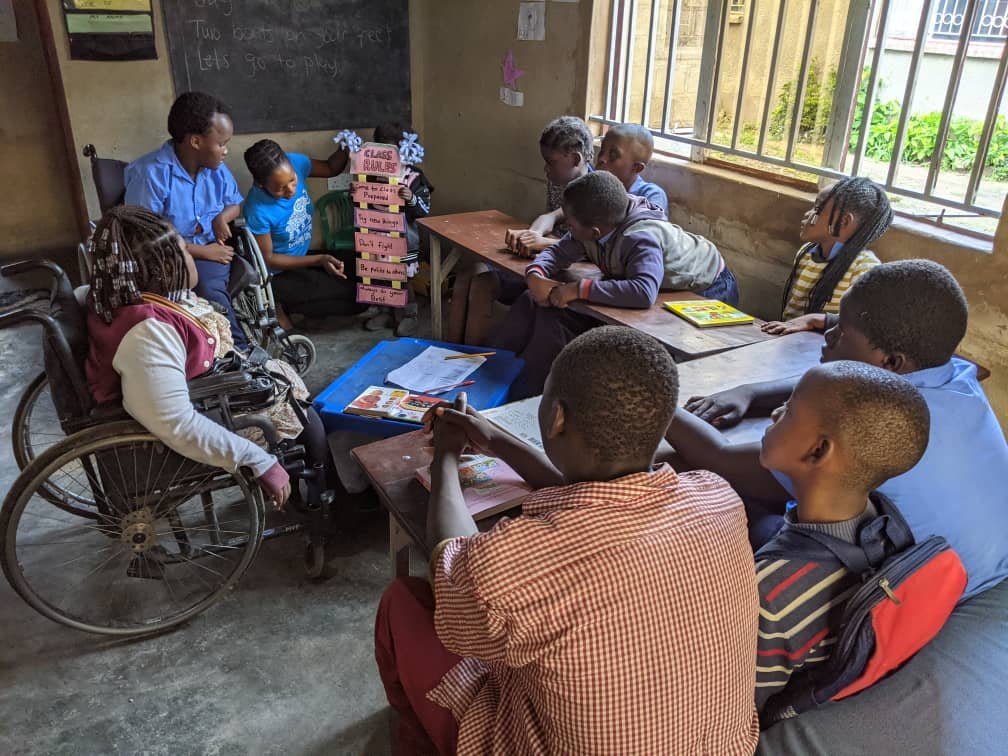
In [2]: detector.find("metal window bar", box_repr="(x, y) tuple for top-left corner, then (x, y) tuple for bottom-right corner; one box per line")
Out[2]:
(933, 0), (1008, 41)
(703, 0), (732, 142)
(641, 0), (662, 126)
(851, 0), (894, 177)
(785, 0), (822, 163)
(885, 0), (935, 188)
(603, 0), (621, 127)
(593, 0), (1005, 220)
(925, 0), (981, 196)
(756, 0), (790, 155)
(730, 0), (760, 151)
(622, 0), (640, 123)
(661, 0), (683, 133)
(966, 37), (1008, 204)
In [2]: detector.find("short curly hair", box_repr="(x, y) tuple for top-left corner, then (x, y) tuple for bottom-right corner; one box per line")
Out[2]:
(842, 259), (967, 369)
(540, 116), (595, 164)
(547, 326), (678, 461)
(562, 170), (630, 228)
(805, 361), (930, 491)
(167, 91), (232, 143)
(606, 123), (655, 161)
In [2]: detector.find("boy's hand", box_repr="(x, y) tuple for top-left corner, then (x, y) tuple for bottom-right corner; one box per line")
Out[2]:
(527, 273), (562, 306)
(320, 255), (346, 278)
(203, 242), (235, 264)
(515, 232), (550, 258)
(761, 313), (826, 335)
(548, 281), (580, 309)
(683, 386), (753, 429)
(398, 185), (414, 204)
(426, 402), (499, 455)
(212, 215), (233, 243)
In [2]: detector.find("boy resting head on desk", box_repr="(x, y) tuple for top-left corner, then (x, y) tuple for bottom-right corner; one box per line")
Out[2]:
(374, 327), (760, 755)
(667, 259), (1008, 601)
(492, 170), (738, 399)
(752, 360), (931, 721)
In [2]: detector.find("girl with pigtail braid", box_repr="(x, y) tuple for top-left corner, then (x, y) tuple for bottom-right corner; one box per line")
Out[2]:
(763, 177), (893, 336)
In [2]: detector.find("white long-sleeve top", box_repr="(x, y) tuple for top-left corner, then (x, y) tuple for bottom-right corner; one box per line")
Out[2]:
(113, 318), (276, 477)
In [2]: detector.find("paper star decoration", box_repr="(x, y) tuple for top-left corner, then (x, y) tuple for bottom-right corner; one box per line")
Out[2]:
(502, 50), (525, 89)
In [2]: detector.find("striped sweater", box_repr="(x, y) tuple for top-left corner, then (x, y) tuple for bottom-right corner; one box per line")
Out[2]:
(754, 501), (878, 717)
(781, 243), (880, 319)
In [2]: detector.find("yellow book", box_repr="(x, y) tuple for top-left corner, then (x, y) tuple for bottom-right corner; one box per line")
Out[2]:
(663, 299), (754, 328)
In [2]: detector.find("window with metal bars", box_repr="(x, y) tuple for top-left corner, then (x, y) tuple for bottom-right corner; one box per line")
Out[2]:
(591, 0), (1008, 236)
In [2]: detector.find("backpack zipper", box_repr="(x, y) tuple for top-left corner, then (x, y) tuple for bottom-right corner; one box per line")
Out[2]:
(878, 577), (901, 605)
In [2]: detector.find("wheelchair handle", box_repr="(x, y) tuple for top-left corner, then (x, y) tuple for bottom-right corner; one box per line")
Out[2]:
(2, 259), (75, 307)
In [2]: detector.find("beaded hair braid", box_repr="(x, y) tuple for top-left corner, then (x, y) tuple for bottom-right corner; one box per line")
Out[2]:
(244, 139), (289, 185)
(781, 177), (894, 316)
(90, 205), (191, 324)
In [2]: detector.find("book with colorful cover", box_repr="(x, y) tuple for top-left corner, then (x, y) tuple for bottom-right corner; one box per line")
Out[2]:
(663, 299), (755, 328)
(415, 454), (531, 520)
(344, 386), (440, 423)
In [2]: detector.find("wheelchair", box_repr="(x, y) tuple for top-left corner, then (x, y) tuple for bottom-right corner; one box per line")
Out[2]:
(78, 144), (317, 376)
(0, 260), (336, 637)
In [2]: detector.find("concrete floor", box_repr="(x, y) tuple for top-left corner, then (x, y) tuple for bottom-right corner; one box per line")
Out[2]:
(0, 302), (433, 755)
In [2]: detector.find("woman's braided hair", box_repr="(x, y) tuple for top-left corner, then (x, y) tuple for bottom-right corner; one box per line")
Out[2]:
(244, 138), (290, 185)
(89, 205), (191, 324)
(781, 176), (894, 316)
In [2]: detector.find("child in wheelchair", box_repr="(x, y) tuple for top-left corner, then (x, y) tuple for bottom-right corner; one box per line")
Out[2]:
(85, 205), (332, 509)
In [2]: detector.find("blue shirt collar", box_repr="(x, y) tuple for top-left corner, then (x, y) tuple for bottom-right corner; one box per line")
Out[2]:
(904, 358), (968, 389)
(813, 240), (844, 261)
(155, 140), (197, 185)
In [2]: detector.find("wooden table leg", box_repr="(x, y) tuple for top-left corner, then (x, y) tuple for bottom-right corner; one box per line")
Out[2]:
(389, 514), (413, 578)
(430, 235), (443, 340)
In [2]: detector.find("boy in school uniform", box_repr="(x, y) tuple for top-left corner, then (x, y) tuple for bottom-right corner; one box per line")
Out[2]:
(751, 361), (931, 718)
(668, 260), (1008, 600)
(375, 327), (760, 755)
(494, 170), (737, 399)
(125, 91), (248, 349)
(596, 123), (669, 213)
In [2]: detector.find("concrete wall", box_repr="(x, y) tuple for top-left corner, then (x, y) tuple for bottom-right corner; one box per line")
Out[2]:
(40, 0), (427, 222)
(0, 0), (79, 260)
(411, 0), (593, 223)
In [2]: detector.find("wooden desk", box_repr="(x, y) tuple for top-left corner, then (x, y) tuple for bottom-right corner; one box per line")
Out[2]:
(419, 210), (774, 360)
(353, 331), (824, 575)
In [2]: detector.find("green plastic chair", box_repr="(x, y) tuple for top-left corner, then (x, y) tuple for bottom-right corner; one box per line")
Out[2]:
(315, 190), (355, 252)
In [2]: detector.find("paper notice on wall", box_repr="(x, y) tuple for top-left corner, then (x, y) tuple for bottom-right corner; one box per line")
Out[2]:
(517, 2), (545, 41)
(64, 0), (152, 10)
(0, 0), (17, 42)
(500, 87), (524, 107)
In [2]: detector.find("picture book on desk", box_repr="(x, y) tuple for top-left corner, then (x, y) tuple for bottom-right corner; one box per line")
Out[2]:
(415, 455), (531, 520)
(344, 386), (441, 424)
(663, 299), (755, 328)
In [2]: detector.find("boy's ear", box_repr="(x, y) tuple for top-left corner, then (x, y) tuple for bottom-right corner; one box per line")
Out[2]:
(881, 350), (910, 374)
(187, 133), (202, 151)
(631, 160), (646, 176)
(803, 435), (833, 467)
(544, 399), (566, 440)
(590, 225), (603, 240)
(571, 152), (583, 168)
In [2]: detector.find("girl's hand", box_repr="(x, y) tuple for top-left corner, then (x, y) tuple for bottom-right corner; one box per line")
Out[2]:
(320, 255), (346, 278)
(398, 185), (414, 204)
(203, 242), (235, 265)
(760, 313), (826, 335)
(257, 462), (291, 510)
(547, 281), (580, 309)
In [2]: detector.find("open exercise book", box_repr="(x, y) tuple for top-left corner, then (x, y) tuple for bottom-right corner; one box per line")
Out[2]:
(415, 455), (531, 520)
(483, 396), (544, 451)
(344, 386), (441, 424)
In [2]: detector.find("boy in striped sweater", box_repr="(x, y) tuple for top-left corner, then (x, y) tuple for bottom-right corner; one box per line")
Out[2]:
(753, 360), (930, 719)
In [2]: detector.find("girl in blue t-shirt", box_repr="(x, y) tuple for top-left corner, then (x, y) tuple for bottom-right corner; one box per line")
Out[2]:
(243, 139), (363, 328)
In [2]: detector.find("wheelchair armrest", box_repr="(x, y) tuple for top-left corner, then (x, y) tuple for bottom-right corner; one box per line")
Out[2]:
(89, 403), (132, 424)
(188, 371), (262, 403)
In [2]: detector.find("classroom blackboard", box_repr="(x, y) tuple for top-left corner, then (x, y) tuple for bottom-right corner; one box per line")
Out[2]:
(161, 0), (411, 134)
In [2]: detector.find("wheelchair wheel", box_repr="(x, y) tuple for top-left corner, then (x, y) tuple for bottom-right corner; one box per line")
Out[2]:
(1, 421), (265, 636)
(276, 334), (316, 376)
(11, 373), (97, 518)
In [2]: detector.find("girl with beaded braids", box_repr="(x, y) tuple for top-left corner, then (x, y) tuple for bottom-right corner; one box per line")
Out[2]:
(242, 138), (360, 330)
(761, 177), (893, 335)
(85, 205), (334, 509)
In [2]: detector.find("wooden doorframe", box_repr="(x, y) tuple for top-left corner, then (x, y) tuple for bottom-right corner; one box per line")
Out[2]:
(32, 0), (90, 241)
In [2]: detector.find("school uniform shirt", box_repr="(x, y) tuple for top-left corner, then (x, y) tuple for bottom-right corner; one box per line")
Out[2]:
(428, 465), (760, 755)
(781, 242), (880, 319)
(628, 174), (669, 214)
(125, 141), (244, 245)
(243, 152), (315, 260)
(527, 194), (724, 308)
(771, 357), (1008, 600)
